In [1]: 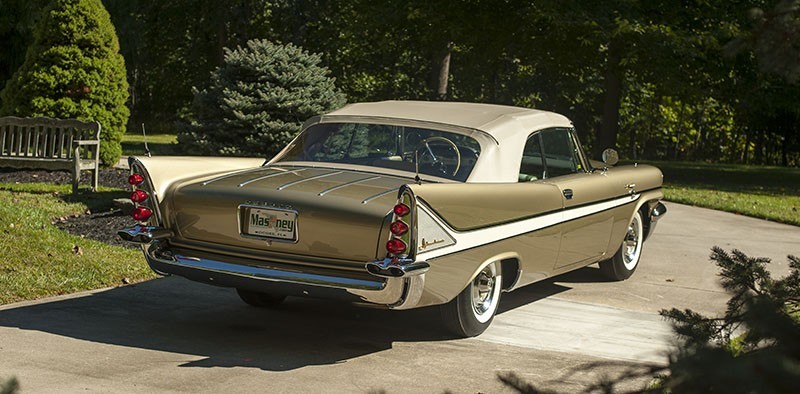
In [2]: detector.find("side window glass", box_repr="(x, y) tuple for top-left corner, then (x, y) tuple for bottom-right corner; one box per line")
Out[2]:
(540, 128), (579, 178)
(519, 133), (545, 182)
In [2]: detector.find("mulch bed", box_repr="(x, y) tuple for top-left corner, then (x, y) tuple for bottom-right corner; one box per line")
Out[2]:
(0, 168), (138, 249)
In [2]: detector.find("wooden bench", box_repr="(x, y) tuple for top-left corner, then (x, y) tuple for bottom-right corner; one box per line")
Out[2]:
(0, 116), (101, 193)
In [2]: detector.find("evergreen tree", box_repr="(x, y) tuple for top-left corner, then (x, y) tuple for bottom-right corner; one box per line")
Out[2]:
(500, 247), (800, 393)
(655, 247), (800, 392)
(0, 0), (129, 167)
(178, 39), (346, 157)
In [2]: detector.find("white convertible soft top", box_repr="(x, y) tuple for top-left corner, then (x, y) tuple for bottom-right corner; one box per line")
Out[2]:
(319, 101), (573, 142)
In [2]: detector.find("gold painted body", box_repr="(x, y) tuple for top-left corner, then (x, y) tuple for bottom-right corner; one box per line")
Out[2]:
(127, 101), (666, 310)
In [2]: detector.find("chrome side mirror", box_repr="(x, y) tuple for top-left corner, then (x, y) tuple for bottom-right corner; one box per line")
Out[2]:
(601, 148), (619, 166)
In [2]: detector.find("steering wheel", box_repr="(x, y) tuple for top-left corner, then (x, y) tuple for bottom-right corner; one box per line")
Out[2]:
(414, 136), (462, 177)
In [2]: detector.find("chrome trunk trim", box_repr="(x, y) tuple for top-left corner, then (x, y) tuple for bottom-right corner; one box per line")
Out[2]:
(237, 168), (305, 187)
(317, 175), (381, 196)
(276, 170), (343, 190)
(361, 188), (399, 204)
(202, 167), (264, 186)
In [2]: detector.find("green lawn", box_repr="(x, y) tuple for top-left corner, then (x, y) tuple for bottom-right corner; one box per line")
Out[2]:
(121, 132), (178, 156)
(637, 161), (800, 226)
(0, 182), (155, 304)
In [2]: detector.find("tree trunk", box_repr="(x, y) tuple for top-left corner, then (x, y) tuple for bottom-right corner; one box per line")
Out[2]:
(694, 104), (705, 160)
(782, 137), (789, 166)
(755, 129), (765, 164)
(430, 43), (452, 101)
(594, 38), (623, 159)
(742, 129), (751, 164)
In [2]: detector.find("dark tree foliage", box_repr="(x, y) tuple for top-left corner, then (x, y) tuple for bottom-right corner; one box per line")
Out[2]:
(0, 0), (49, 109)
(731, 0), (800, 83)
(178, 39), (346, 157)
(0, 0), (129, 167)
(4, 1), (799, 165)
(500, 247), (800, 393)
(103, 0), (272, 132)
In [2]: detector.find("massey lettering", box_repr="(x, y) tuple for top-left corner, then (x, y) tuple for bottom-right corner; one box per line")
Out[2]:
(275, 218), (294, 232)
(250, 213), (294, 233)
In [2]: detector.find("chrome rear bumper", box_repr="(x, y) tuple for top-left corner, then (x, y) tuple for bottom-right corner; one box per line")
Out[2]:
(131, 236), (424, 309)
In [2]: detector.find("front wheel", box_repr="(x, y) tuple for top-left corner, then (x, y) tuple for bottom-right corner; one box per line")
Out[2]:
(236, 289), (286, 308)
(599, 210), (644, 281)
(440, 261), (502, 337)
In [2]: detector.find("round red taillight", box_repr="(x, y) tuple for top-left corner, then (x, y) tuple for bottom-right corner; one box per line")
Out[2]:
(386, 239), (407, 255)
(128, 173), (144, 186)
(131, 207), (152, 221)
(130, 189), (148, 203)
(393, 203), (410, 217)
(390, 220), (409, 236)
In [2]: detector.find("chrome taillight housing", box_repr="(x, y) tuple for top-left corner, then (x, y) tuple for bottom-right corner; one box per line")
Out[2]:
(127, 161), (159, 225)
(386, 187), (416, 259)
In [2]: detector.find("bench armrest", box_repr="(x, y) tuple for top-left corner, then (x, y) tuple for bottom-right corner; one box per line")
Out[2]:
(73, 140), (100, 146)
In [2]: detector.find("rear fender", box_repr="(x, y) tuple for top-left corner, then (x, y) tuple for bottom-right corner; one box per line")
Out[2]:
(127, 156), (266, 228)
(128, 156), (266, 203)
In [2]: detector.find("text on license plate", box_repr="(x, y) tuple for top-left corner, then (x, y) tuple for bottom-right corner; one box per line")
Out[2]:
(243, 207), (297, 241)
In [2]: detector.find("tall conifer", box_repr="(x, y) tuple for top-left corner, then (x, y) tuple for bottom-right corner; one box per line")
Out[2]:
(0, 0), (129, 167)
(179, 39), (346, 157)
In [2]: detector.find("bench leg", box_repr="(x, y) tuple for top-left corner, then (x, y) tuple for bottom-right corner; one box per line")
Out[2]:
(72, 169), (80, 194)
(73, 149), (80, 194)
(92, 167), (99, 192)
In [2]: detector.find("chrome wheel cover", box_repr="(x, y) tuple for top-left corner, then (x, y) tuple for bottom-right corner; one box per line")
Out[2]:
(622, 213), (643, 270)
(470, 262), (502, 323)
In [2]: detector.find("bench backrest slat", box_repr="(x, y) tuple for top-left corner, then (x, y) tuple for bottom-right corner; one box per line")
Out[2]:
(0, 116), (101, 193)
(0, 117), (99, 160)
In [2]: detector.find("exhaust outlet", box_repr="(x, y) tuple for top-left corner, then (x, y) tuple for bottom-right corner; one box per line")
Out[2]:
(365, 258), (429, 278)
(118, 225), (173, 244)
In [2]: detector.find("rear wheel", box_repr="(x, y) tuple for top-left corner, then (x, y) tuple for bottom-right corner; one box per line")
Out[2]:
(236, 289), (286, 308)
(440, 261), (502, 337)
(599, 210), (644, 281)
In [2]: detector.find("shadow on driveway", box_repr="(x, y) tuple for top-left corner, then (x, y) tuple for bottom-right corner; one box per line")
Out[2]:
(0, 267), (606, 371)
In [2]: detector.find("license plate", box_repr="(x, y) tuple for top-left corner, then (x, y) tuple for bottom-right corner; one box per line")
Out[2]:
(241, 207), (297, 241)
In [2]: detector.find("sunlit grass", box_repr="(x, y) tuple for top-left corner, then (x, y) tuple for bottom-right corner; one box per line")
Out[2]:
(0, 183), (155, 304)
(121, 132), (178, 156)
(638, 161), (800, 226)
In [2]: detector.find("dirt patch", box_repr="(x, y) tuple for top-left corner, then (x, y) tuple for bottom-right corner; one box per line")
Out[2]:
(0, 168), (138, 249)
(0, 167), (130, 189)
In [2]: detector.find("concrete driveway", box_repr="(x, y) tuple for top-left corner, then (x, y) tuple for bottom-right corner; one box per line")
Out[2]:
(1, 203), (798, 393)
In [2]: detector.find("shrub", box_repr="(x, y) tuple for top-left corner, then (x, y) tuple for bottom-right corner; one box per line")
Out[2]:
(499, 247), (800, 393)
(655, 248), (800, 392)
(0, 0), (129, 167)
(1, 377), (19, 394)
(178, 39), (346, 157)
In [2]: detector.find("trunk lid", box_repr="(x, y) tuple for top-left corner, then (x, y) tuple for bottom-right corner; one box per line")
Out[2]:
(169, 166), (410, 263)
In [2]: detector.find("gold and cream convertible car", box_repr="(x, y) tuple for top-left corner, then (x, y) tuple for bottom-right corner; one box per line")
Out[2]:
(119, 101), (666, 337)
